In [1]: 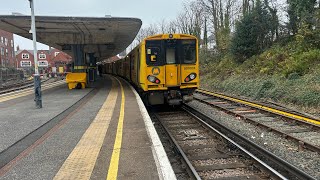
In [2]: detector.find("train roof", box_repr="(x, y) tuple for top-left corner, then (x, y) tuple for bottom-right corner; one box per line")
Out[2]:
(143, 33), (197, 41)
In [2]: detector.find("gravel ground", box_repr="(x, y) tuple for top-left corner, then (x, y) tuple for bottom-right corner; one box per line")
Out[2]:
(193, 157), (240, 166)
(187, 100), (320, 179)
(198, 168), (256, 179)
(164, 120), (194, 124)
(188, 147), (217, 154)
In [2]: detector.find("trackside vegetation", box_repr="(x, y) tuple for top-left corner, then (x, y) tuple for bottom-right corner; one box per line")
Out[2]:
(200, 0), (320, 114)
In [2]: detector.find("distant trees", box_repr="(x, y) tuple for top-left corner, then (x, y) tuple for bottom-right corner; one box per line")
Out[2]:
(126, 0), (319, 62)
(287, 0), (317, 34)
(231, 0), (277, 62)
(176, 1), (204, 41)
(200, 0), (238, 53)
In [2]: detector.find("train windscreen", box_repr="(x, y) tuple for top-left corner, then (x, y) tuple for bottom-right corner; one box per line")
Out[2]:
(146, 39), (196, 65)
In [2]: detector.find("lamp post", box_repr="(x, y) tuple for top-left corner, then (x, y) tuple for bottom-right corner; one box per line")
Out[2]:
(29, 0), (42, 108)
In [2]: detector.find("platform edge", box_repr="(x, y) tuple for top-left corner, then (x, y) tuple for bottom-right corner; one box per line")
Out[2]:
(126, 82), (177, 180)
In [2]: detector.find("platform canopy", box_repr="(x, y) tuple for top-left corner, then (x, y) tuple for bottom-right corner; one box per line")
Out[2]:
(0, 15), (142, 60)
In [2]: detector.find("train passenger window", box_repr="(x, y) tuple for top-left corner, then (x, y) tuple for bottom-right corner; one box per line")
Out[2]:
(166, 48), (175, 64)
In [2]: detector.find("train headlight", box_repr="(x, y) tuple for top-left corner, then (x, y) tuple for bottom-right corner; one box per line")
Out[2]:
(147, 75), (161, 84)
(189, 73), (196, 80)
(148, 75), (156, 82)
(185, 73), (197, 82)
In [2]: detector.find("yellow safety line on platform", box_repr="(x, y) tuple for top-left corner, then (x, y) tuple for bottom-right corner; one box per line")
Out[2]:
(53, 78), (118, 180)
(107, 77), (125, 180)
(0, 81), (65, 103)
(197, 89), (320, 125)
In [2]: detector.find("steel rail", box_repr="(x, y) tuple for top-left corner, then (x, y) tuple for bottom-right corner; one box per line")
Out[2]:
(196, 89), (320, 126)
(0, 79), (50, 95)
(194, 89), (320, 153)
(182, 104), (316, 180)
(0, 80), (64, 98)
(152, 112), (201, 180)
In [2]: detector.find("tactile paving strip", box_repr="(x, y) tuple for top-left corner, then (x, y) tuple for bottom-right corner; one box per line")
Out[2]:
(54, 78), (119, 180)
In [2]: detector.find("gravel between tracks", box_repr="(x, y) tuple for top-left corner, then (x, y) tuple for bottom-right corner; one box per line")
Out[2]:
(187, 100), (320, 179)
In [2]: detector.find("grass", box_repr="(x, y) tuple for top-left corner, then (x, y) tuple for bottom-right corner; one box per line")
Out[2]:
(200, 40), (320, 116)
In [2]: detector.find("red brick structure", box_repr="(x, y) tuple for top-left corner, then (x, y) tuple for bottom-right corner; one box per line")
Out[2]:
(15, 48), (72, 74)
(0, 30), (15, 68)
(50, 50), (72, 73)
(15, 49), (35, 68)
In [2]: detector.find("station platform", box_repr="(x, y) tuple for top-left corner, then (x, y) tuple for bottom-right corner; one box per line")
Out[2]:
(0, 75), (175, 180)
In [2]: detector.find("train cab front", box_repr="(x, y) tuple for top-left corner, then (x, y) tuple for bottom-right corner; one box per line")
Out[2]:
(144, 34), (199, 106)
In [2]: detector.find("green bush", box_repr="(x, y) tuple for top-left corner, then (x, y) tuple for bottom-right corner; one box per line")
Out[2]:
(283, 49), (320, 77)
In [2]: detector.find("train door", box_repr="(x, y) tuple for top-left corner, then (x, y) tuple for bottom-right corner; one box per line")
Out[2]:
(165, 41), (180, 87)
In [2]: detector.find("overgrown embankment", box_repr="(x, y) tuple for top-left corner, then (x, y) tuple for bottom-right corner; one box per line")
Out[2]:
(200, 41), (320, 115)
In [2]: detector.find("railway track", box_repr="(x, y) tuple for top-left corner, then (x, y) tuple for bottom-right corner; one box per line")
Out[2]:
(194, 89), (320, 153)
(0, 80), (66, 103)
(150, 105), (314, 180)
(0, 80), (34, 93)
(0, 79), (51, 95)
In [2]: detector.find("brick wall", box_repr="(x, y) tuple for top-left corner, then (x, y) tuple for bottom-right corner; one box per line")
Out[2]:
(0, 30), (15, 68)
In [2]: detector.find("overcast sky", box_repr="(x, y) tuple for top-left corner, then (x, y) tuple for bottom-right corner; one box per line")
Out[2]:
(0, 0), (185, 50)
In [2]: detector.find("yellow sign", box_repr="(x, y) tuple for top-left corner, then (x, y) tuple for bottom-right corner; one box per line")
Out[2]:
(152, 67), (160, 75)
(59, 67), (64, 73)
(151, 55), (157, 62)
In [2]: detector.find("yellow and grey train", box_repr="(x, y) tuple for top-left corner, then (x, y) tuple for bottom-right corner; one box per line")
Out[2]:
(104, 33), (199, 105)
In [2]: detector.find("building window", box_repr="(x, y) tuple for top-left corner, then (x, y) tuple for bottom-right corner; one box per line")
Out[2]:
(1, 60), (4, 67)
(39, 53), (46, 59)
(20, 61), (32, 67)
(38, 60), (48, 67)
(4, 38), (8, 46)
(22, 53), (29, 59)
(10, 40), (13, 47)
(0, 37), (3, 44)
(0, 47), (4, 55)
(55, 52), (60, 57)
(12, 51), (14, 58)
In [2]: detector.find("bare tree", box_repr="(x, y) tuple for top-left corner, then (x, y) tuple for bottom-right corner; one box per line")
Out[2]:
(167, 20), (178, 34)
(126, 24), (160, 52)
(176, 1), (204, 42)
(200, 0), (237, 52)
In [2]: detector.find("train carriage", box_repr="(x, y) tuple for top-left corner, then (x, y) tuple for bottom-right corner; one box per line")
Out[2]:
(105, 33), (199, 105)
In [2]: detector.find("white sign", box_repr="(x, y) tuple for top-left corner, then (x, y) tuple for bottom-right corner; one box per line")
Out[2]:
(20, 61), (31, 67)
(52, 67), (57, 73)
(38, 61), (48, 67)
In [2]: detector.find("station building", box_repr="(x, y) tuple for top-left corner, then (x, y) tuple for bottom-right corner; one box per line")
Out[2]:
(15, 47), (72, 75)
